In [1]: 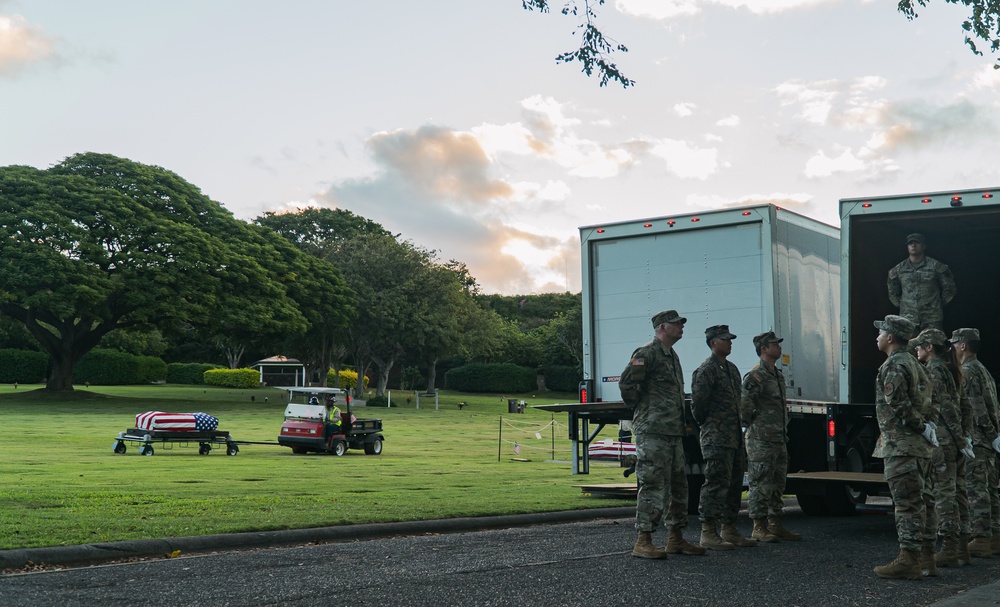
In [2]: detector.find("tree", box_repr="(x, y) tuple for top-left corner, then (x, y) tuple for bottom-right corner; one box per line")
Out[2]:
(0, 153), (313, 391)
(521, 0), (635, 88)
(898, 0), (1000, 67)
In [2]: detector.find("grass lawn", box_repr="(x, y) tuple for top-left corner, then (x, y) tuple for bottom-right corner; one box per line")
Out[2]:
(0, 384), (632, 550)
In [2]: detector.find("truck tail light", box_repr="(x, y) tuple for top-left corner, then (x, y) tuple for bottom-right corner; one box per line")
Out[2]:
(578, 380), (593, 403)
(827, 420), (835, 438)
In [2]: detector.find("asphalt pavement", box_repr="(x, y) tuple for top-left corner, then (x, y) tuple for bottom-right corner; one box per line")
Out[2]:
(3, 504), (1000, 606)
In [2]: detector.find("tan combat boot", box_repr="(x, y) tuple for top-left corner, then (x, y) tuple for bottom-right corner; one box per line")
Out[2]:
(767, 515), (802, 541)
(665, 526), (707, 555)
(631, 530), (667, 559)
(751, 518), (779, 542)
(699, 519), (735, 551)
(958, 534), (974, 566)
(874, 548), (922, 580)
(919, 541), (937, 577)
(968, 536), (993, 558)
(720, 522), (757, 548)
(937, 537), (959, 568)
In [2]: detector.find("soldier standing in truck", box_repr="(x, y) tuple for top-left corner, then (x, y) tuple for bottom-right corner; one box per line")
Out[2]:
(887, 233), (956, 331)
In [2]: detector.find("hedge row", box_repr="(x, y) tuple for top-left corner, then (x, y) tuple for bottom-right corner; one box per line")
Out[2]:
(167, 362), (223, 385)
(0, 349), (48, 383)
(75, 349), (167, 385)
(542, 365), (582, 392)
(444, 363), (536, 393)
(203, 367), (261, 389)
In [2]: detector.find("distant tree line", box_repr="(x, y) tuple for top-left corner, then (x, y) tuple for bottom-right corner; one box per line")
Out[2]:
(0, 153), (581, 395)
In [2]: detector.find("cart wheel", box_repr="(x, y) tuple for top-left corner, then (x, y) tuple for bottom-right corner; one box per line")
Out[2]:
(332, 440), (347, 457)
(139, 445), (154, 456)
(227, 444), (239, 456)
(113, 441), (127, 455)
(364, 439), (383, 455)
(199, 444), (211, 455)
(291, 447), (307, 454)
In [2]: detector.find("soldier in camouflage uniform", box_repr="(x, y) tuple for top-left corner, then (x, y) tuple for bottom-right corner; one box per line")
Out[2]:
(950, 327), (1000, 558)
(872, 315), (938, 580)
(911, 328), (974, 574)
(619, 310), (706, 560)
(887, 233), (956, 331)
(692, 325), (755, 550)
(740, 331), (801, 543)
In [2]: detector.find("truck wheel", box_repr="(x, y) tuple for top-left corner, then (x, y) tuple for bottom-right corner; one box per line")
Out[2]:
(113, 441), (126, 455)
(291, 447), (306, 454)
(332, 440), (347, 456)
(199, 444), (211, 455)
(364, 439), (383, 455)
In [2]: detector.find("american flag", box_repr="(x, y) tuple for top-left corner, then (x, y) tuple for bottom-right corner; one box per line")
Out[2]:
(135, 411), (219, 432)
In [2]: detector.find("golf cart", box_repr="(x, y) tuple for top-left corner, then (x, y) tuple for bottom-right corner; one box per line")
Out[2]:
(277, 387), (384, 456)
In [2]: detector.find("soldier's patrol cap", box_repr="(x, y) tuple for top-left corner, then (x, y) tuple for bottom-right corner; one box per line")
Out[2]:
(873, 314), (916, 340)
(705, 325), (737, 341)
(909, 327), (947, 348)
(949, 328), (980, 343)
(752, 331), (783, 348)
(906, 233), (925, 244)
(652, 310), (686, 327)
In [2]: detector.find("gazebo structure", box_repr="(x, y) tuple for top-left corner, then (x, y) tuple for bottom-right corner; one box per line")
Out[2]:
(253, 356), (306, 387)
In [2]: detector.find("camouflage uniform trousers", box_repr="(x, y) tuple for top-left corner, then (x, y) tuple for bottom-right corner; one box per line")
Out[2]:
(922, 448), (942, 542)
(698, 445), (746, 524)
(634, 433), (688, 533)
(967, 445), (998, 539)
(933, 443), (969, 541)
(885, 455), (929, 551)
(747, 440), (788, 519)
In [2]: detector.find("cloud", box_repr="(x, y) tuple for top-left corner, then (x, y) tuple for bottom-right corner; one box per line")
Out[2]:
(617, 0), (835, 19)
(674, 102), (696, 117)
(804, 148), (866, 178)
(0, 13), (57, 76)
(648, 138), (720, 179)
(716, 114), (740, 127)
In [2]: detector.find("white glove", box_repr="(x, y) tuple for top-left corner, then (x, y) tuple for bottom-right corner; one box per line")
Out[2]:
(961, 437), (976, 459)
(921, 421), (939, 447)
(992, 434), (1000, 454)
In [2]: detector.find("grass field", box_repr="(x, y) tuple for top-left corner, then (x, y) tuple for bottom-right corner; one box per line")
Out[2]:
(0, 384), (632, 550)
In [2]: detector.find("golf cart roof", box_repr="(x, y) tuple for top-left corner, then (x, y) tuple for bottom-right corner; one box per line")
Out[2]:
(278, 387), (347, 403)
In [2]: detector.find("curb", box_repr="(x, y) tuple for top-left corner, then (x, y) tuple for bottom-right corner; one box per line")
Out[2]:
(0, 507), (634, 571)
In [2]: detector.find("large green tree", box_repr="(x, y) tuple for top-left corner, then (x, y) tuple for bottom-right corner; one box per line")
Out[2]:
(0, 153), (315, 391)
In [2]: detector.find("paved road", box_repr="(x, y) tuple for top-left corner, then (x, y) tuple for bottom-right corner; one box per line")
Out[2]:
(2, 504), (1000, 606)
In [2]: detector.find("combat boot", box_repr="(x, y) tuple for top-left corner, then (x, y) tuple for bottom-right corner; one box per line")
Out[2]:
(958, 534), (974, 566)
(937, 537), (959, 568)
(699, 520), (735, 551)
(631, 530), (667, 559)
(720, 522), (757, 548)
(665, 526), (707, 555)
(919, 542), (937, 577)
(874, 548), (922, 580)
(751, 518), (779, 543)
(968, 536), (993, 558)
(767, 515), (802, 541)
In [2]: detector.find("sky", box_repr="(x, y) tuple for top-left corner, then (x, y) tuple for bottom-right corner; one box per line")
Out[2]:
(3, 0), (1000, 295)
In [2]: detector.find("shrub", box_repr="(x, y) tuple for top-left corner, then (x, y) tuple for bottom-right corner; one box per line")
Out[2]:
(444, 363), (536, 393)
(327, 368), (369, 390)
(366, 394), (389, 407)
(75, 349), (140, 385)
(203, 368), (261, 389)
(0, 349), (48, 383)
(542, 365), (581, 392)
(167, 363), (222, 385)
(136, 356), (168, 383)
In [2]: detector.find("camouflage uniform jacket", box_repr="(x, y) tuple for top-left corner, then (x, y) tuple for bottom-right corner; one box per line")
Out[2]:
(960, 358), (1000, 447)
(691, 354), (742, 452)
(873, 349), (933, 458)
(925, 357), (968, 447)
(887, 256), (956, 327)
(619, 340), (686, 437)
(740, 360), (787, 444)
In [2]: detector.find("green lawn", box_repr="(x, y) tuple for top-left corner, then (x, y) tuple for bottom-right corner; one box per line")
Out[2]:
(0, 384), (632, 550)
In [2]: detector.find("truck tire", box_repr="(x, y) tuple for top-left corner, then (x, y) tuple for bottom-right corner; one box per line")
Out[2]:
(332, 440), (347, 457)
(364, 438), (383, 455)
